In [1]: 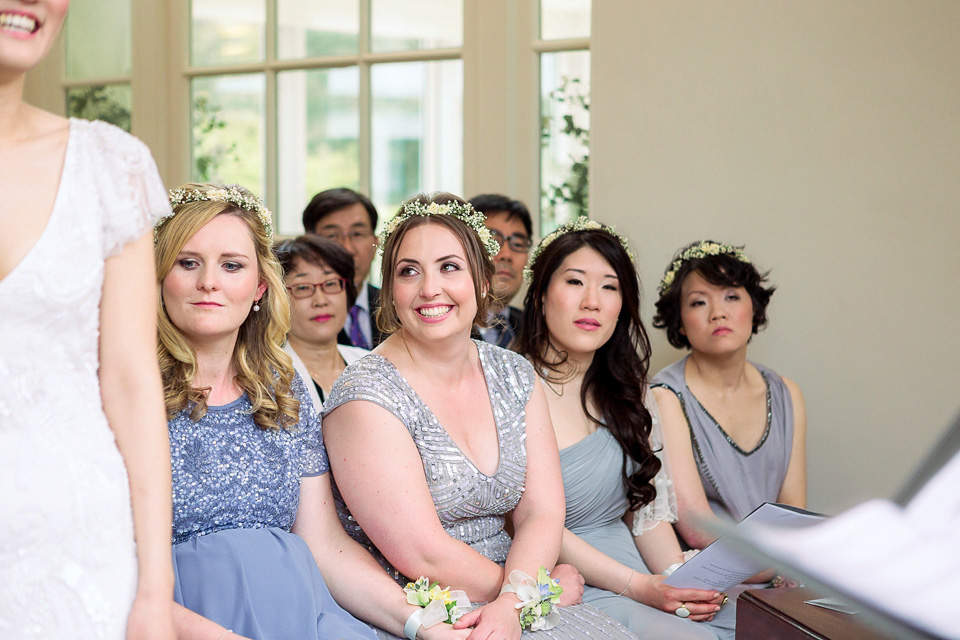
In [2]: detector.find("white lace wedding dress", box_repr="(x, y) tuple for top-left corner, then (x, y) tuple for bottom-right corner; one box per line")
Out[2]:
(0, 119), (170, 639)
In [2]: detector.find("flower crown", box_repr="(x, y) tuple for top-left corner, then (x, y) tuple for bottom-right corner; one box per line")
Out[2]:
(378, 199), (500, 259)
(523, 216), (633, 284)
(158, 185), (275, 243)
(657, 240), (750, 294)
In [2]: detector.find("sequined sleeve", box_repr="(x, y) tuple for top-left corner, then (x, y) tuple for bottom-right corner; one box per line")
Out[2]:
(631, 392), (679, 535)
(292, 372), (329, 477)
(323, 355), (410, 424)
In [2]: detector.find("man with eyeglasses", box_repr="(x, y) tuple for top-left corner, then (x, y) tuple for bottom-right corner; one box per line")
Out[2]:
(302, 188), (383, 349)
(469, 194), (533, 349)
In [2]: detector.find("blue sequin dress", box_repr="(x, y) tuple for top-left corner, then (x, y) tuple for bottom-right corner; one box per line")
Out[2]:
(169, 374), (376, 640)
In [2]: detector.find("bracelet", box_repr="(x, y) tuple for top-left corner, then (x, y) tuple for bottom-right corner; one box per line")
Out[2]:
(403, 608), (423, 640)
(217, 631), (233, 640)
(617, 569), (635, 596)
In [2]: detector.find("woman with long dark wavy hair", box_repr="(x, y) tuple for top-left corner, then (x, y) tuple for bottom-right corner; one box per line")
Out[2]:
(515, 220), (734, 640)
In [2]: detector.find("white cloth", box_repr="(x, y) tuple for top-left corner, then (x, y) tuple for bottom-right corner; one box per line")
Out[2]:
(0, 119), (170, 638)
(284, 342), (369, 413)
(631, 393), (680, 535)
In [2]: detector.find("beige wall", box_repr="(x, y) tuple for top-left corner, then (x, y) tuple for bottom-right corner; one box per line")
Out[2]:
(591, 0), (960, 512)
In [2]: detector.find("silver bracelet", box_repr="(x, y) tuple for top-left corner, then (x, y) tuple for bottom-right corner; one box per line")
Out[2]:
(218, 630), (233, 640)
(617, 569), (635, 596)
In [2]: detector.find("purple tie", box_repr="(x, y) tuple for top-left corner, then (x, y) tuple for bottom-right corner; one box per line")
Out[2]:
(348, 305), (370, 349)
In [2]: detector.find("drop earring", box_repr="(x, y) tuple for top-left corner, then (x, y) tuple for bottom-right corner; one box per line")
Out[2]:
(253, 301), (261, 312)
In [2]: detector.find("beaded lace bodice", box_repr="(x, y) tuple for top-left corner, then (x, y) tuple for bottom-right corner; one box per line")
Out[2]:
(169, 374), (327, 545)
(324, 341), (533, 583)
(0, 119), (170, 639)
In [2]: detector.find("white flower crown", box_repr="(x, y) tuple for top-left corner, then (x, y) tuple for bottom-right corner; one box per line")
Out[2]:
(657, 241), (750, 294)
(158, 185), (275, 243)
(523, 216), (633, 284)
(378, 199), (500, 259)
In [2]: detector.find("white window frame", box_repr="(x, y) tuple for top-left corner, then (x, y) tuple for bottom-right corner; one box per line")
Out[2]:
(25, 0), (590, 238)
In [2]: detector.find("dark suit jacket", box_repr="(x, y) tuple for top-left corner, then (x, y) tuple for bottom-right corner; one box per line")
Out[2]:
(338, 283), (384, 348)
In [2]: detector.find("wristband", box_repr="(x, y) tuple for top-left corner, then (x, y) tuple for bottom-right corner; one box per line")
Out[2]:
(403, 608), (423, 640)
(662, 562), (683, 577)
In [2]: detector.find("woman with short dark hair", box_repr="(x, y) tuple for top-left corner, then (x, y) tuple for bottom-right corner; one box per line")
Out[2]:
(275, 235), (367, 411)
(651, 241), (807, 551)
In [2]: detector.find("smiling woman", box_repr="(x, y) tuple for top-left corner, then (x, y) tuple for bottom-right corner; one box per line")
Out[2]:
(321, 193), (638, 639)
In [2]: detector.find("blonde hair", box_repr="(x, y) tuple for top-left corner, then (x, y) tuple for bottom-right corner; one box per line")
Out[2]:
(377, 193), (495, 335)
(155, 182), (298, 430)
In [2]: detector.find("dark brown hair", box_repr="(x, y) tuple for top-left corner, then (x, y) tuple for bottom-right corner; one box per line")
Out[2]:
(515, 228), (661, 511)
(274, 235), (358, 308)
(377, 193), (495, 335)
(652, 240), (776, 349)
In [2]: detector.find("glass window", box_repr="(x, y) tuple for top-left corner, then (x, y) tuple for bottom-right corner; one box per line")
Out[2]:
(540, 0), (591, 40)
(370, 0), (462, 53)
(540, 50), (590, 232)
(65, 0), (131, 79)
(277, 0), (359, 59)
(277, 67), (361, 234)
(191, 0), (265, 67)
(371, 60), (463, 215)
(66, 84), (133, 132)
(191, 74), (266, 197)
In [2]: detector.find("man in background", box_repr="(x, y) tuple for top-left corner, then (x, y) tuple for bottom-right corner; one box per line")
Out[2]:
(303, 188), (382, 348)
(469, 193), (533, 348)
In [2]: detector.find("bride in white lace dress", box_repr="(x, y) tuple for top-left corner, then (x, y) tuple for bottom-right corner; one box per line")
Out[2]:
(0, 3), (174, 638)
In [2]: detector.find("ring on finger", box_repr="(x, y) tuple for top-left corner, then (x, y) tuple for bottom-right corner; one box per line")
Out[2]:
(720, 594), (729, 607)
(674, 603), (691, 618)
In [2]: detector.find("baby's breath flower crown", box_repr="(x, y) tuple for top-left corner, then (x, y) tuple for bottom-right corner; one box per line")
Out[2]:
(657, 240), (750, 294)
(159, 185), (275, 243)
(523, 216), (633, 284)
(378, 199), (500, 259)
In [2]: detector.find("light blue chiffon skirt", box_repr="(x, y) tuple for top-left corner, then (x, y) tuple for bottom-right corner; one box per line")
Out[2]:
(173, 527), (376, 640)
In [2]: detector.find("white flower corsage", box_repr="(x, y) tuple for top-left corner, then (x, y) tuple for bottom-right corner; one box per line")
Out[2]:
(403, 576), (472, 639)
(500, 567), (564, 631)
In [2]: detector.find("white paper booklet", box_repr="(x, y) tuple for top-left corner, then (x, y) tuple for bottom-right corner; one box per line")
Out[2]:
(741, 450), (960, 639)
(664, 502), (825, 591)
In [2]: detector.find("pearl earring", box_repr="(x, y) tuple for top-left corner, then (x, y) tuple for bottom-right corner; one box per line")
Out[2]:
(253, 301), (261, 312)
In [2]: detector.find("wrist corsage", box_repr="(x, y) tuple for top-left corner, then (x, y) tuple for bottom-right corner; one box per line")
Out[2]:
(499, 567), (563, 631)
(403, 576), (472, 640)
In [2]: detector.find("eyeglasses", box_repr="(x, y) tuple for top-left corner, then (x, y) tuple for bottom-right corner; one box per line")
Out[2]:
(488, 229), (533, 253)
(286, 278), (346, 299)
(317, 229), (375, 246)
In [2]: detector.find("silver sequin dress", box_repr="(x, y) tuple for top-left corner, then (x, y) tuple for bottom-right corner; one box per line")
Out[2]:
(324, 340), (639, 639)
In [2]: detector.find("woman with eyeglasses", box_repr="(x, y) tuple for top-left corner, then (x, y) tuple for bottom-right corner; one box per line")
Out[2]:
(275, 235), (369, 411)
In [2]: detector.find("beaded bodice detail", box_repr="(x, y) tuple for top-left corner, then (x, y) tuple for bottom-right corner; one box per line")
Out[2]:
(169, 374), (327, 545)
(324, 341), (533, 583)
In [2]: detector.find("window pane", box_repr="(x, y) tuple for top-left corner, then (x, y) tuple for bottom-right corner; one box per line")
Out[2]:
(191, 74), (266, 198)
(65, 0), (131, 79)
(277, 68), (360, 235)
(540, 0), (591, 40)
(371, 60), (463, 217)
(66, 84), (132, 132)
(191, 0), (265, 67)
(540, 51), (590, 232)
(370, 0), (462, 53)
(277, 0), (358, 59)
